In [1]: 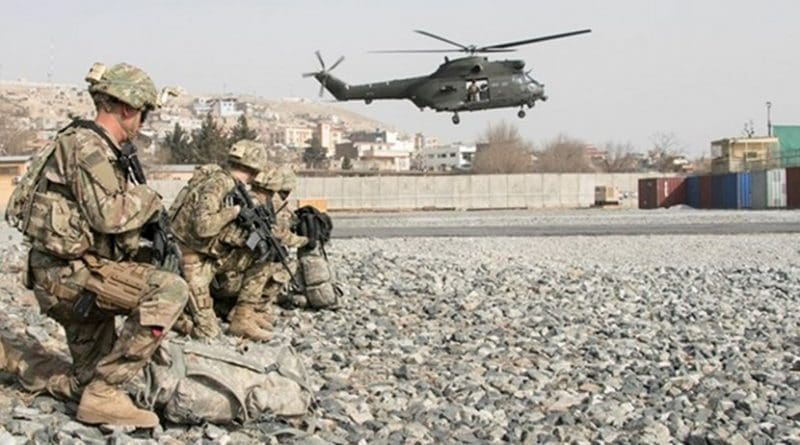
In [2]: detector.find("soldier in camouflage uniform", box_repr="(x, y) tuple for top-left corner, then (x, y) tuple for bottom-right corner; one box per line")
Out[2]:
(169, 140), (270, 340)
(11, 63), (189, 428)
(271, 165), (309, 250)
(211, 169), (302, 337)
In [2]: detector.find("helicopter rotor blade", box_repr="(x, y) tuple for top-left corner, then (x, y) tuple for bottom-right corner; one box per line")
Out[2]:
(369, 49), (469, 54)
(413, 29), (469, 50)
(302, 72), (318, 78)
(315, 50), (325, 70)
(328, 56), (345, 72)
(318, 82), (325, 98)
(479, 29), (592, 51)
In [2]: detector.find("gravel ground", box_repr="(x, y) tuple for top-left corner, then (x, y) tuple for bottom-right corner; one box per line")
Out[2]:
(0, 215), (799, 444)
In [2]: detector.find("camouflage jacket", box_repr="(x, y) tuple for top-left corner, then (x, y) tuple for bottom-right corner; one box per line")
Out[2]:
(38, 125), (161, 260)
(170, 167), (244, 258)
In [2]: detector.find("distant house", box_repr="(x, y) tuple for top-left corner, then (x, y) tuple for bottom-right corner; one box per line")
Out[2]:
(710, 137), (778, 174)
(420, 143), (476, 171)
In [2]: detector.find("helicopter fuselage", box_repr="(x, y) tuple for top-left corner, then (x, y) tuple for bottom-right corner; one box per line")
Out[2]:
(315, 56), (547, 114)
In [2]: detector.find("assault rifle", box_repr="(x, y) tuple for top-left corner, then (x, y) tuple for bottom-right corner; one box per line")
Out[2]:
(227, 181), (299, 287)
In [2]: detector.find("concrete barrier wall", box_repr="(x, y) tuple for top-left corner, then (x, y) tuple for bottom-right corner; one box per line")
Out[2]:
(146, 173), (665, 211)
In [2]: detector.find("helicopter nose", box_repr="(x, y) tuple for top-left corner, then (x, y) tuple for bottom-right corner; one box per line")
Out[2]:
(529, 83), (545, 98)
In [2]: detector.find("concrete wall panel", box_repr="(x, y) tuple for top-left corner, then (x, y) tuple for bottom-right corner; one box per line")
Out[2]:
(542, 175), (562, 208)
(416, 176), (436, 208)
(470, 175), (491, 209)
(507, 175), (526, 208)
(377, 176), (401, 209)
(488, 175), (508, 208)
(523, 174), (544, 208)
(396, 177), (416, 208)
(361, 177), (382, 209)
(452, 175), (472, 209)
(433, 176), (456, 208)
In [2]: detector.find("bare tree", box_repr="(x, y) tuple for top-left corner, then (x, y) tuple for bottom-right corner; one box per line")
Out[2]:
(471, 121), (534, 173)
(649, 132), (685, 172)
(533, 134), (594, 173)
(601, 141), (640, 172)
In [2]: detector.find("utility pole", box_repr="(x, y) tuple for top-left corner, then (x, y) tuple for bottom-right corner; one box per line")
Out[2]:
(766, 101), (772, 137)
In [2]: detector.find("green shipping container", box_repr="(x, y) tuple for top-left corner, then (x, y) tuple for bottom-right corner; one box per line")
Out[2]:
(773, 125), (800, 167)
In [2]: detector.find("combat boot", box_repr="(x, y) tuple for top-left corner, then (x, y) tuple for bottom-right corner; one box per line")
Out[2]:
(253, 305), (274, 330)
(228, 305), (273, 341)
(77, 380), (159, 428)
(46, 374), (82, 402)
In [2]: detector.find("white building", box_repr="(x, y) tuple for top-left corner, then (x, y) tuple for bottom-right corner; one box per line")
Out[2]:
(420, 143), (476, 171)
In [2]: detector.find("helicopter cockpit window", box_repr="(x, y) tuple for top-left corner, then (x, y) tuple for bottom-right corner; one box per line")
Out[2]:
(466, 79), (489, 103)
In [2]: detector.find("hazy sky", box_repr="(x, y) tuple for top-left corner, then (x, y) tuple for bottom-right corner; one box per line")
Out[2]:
(1, 0), (798, 156)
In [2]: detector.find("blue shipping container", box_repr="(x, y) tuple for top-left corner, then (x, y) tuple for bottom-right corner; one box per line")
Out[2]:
(686, 176), (700, 208)
(711, 172), (751, 209)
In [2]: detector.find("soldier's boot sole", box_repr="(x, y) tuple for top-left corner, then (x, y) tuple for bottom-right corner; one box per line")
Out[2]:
(77, 381), (159, 428)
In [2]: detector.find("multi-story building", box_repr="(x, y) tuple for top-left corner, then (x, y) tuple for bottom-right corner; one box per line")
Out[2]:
(420, 143), (476, 171)
(271, 125), (315, 148)
(710, 137), (778, 173)
(335, 139), (413, 172)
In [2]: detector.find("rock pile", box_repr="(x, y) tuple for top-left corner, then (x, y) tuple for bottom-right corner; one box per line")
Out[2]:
(0, 234), (798, 444)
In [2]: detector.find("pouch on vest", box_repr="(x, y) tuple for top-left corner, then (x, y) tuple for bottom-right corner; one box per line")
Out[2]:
(24, 191), (92, 259)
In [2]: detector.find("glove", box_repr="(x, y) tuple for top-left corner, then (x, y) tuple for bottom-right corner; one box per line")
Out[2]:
(159, 243), (182, 275)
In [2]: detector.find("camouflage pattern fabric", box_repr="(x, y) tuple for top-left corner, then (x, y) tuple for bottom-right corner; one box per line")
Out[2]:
(228, 139), (267, 172)
(272, 194), (309, 249)
(87, 63), (159, 110)
(27, 125), (188, 394)
(170, 168), (240, 257)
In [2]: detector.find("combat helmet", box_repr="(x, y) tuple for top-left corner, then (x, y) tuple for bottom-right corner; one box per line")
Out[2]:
(228, 140), (266, 172)
(252, 169), (282, 192)
(279, 165), (297, 192)
(85, 63), (159, 110)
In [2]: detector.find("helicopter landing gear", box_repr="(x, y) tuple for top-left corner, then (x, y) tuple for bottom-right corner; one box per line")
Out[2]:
(452, 113), (460, 124)
(517, 109), (526, 119)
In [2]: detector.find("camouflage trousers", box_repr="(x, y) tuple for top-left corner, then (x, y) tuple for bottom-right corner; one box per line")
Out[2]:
(29, 250), (188, 394)
(214, 260), (294, 315)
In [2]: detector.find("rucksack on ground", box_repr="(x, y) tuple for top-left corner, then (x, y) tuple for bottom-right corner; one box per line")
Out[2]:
(125, 338), (313, 425)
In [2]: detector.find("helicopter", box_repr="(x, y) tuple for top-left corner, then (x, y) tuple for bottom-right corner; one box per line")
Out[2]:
(304, 29), (591, 124)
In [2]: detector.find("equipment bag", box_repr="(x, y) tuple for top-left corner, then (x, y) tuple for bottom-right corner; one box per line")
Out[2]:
(126, 338), (313, 425)
(298, 245), (341, 309)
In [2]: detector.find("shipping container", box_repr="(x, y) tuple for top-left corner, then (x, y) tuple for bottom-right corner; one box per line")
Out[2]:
(638, 177), (686, 209)
(698, 175), (713, 209)
(686, 176), (700, 208)
(751, 169), (786, 209)
(711, 172), (751, 209)
(787, 167), (800, 208)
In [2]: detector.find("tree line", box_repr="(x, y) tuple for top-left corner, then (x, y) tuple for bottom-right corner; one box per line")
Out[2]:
(161, 113), (257, 164)
(471, 122), (692, 174)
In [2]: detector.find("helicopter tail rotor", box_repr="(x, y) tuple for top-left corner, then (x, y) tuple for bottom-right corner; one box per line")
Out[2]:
(303, 51), (345, 98)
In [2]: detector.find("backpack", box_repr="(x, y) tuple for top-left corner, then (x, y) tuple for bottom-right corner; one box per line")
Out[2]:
(168, 164), (223, 222)
(126, 338), (313, 425)
(5, 123), (93, 259)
